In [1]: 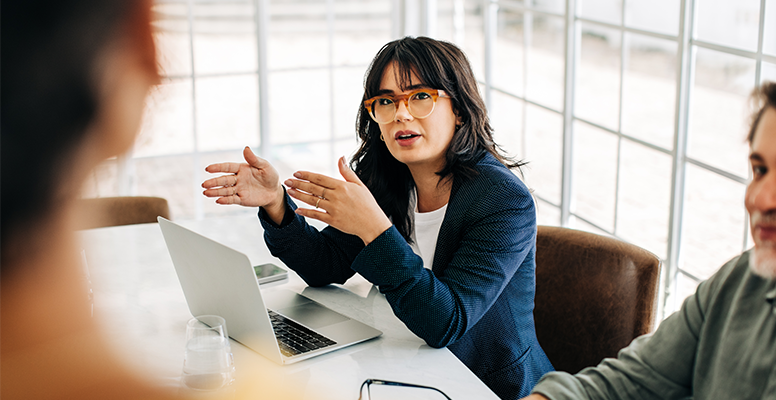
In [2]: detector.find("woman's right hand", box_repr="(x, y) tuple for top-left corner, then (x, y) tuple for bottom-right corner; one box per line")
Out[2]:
(202, 147), (285, 221)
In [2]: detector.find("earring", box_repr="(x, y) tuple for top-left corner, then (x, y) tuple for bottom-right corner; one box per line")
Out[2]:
(380, 133), (385, 141)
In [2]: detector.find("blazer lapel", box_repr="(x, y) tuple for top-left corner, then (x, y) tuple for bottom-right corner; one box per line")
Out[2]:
(432, 175), (465, 276)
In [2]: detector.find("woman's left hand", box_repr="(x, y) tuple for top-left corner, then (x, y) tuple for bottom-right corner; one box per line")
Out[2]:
(285, 157), (392, 245)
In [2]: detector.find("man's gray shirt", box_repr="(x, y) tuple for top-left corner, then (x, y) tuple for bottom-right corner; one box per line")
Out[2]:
(532, 250), (776, 399)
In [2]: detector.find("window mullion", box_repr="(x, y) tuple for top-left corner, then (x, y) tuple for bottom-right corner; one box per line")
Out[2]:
(664, 0), (697, 318)
(483, 0), (498, 111)
(186, 0), (204, 220)
(253, 0), (271, 160)
(560, 0), (579, 227)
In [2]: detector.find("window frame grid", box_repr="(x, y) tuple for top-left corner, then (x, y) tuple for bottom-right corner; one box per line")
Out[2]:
(483, 0), (770, 317)
(115, 0), (772, 318)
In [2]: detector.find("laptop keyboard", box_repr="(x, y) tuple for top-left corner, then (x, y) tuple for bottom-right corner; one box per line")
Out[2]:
(268, 310), (337, 357)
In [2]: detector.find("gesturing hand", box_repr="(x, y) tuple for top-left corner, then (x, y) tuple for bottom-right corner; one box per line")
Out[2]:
(285, 156), (392, 245)
(202, 147), (284, 212)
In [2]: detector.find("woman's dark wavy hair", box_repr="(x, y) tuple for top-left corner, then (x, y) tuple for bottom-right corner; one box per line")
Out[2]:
(352, 36), (525, 241)
(1, 0), (156, 271)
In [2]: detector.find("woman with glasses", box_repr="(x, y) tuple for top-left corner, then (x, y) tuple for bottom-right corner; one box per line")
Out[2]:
(203, 36), (554, 399)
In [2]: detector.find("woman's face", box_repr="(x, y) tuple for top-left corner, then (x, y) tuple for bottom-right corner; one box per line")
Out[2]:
(376, 62), (459, 173)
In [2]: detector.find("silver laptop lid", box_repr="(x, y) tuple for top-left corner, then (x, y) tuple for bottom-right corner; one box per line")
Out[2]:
(157, 217), (283, 363)
(157, 217), (382, 365)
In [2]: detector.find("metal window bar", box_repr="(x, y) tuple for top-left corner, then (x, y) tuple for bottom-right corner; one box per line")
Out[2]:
(453, 0), (465, 44)
(755, 0), (767, 85)
(664, 0), (696, 314)
(186, 0), (204, 219)
(498, 0), (564, 19)
(691, 39), (776, 64)
(163, 61), (373, 81)
(423, 0), (438, 37)
(253, 0), (270, 160)
(327, 0), (336, 175)
(534, 193), (561, 209)
(677, 266), (703, 283)
(523, 0), (533, 161)
(576, 16), (678, 42)
(560, 0), (580, 226)
(392, 0), (403, 39)
(613, 1), (628, 237)
(573, 117), (671, 156)
(483, 0), (498, 111)
(488, 82), (564, 114)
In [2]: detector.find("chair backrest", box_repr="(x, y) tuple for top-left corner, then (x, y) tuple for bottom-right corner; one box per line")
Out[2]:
(533, 225), (661, 374)
(75, 196), (170, 230)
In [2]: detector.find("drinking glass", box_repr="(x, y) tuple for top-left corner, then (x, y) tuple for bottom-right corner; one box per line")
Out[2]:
(182, 315), (235, 391)
(79, 249), (93, 317)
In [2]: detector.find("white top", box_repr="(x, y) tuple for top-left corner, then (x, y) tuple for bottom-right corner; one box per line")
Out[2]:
(409, 189), (448, 270)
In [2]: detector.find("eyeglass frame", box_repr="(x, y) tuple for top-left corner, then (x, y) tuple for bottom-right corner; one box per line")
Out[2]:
(363, 88), (450, 124)
(358, 378), (453, 400)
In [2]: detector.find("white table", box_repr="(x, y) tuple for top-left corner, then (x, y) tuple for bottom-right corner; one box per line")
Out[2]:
(79, 215), (499, 399)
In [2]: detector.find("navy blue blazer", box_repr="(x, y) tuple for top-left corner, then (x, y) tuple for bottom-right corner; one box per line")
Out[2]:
(259, 153), (554, 399)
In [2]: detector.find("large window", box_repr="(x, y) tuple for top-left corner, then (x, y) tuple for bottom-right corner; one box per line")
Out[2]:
(483, 0), (775, 316)
(83, 0), (395, 220)
(85, 0), (776, 317)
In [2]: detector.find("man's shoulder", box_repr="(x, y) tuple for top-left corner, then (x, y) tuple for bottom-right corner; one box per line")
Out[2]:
(713, 251), (750, 282)
(694, 250), (760, 312)
(703, 251), (751, 290)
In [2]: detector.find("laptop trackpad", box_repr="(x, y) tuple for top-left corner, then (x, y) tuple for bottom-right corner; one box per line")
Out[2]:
(276, 302), (350, 329)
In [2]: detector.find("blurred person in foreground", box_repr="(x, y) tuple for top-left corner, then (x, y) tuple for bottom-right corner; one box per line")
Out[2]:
(2, 1), (205, 399)
(522, 81), (776, 399)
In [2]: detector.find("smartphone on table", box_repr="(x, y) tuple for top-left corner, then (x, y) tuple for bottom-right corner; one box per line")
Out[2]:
(253, 263), (289, 285)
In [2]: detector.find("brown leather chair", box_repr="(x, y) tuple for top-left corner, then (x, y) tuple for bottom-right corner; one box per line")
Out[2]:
(75, 196), (171, 230)
(533, 226), (661, 374)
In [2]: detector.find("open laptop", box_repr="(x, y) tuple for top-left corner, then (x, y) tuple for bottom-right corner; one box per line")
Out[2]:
(157, 217), (382, 365)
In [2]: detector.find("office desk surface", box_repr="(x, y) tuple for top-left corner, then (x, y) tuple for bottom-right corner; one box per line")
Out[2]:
(80, 215), (499, 399)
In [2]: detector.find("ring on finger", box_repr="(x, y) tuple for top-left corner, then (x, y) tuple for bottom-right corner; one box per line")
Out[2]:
(320, 188), (327, 199)
(315, 198), (321, 209)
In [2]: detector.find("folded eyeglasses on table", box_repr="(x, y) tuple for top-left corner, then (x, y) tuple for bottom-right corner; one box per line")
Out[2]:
(358, 379), (452, 400)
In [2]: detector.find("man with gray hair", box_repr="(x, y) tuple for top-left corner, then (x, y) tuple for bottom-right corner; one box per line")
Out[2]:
(523, 81), (776, 400)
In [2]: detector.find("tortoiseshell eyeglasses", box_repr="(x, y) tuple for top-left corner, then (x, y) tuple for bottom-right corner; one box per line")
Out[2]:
(363, 89), (449, 124)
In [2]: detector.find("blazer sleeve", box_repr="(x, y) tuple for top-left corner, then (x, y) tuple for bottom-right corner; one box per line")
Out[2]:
(350, 176), (536, 348)
(259, 190), (364, 286)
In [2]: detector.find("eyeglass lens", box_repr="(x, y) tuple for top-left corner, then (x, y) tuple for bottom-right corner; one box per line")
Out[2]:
(371, 91), (436, 123)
